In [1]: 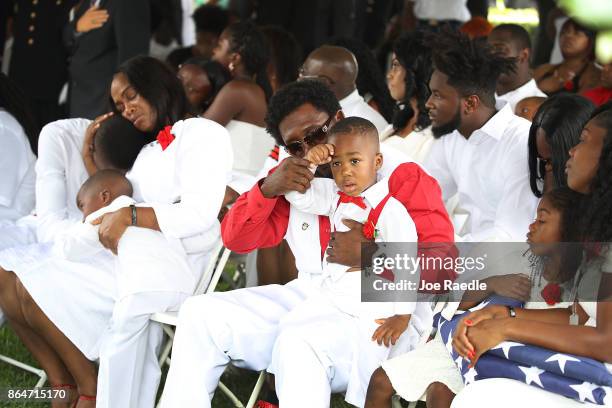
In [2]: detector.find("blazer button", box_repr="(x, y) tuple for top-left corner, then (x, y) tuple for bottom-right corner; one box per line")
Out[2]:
(33, 0), (38, 4)
(30, 12), (36, 18)
(29, 25), (35, 32)
(27, 38), (34, 45)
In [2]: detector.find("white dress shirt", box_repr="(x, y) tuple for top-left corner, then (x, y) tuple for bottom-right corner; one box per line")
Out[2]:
(340, 89), (389, 134)
(0, 110), (36, 222)
(412, 0), (470, 22)
(495, 78), (547, 112)
(424, 102), (537, 242)
(380, 125), (435, 166)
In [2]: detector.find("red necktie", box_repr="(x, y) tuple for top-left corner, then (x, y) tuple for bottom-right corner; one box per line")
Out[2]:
(156, 126), (175, 151)
(337, 191), (366, 209)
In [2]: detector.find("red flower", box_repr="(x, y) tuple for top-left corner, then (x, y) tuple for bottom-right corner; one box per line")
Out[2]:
(362, 221), (377, 240)
(541, 283), (562, 306)
(156, 125), (175, 151)
(563, 80), (575, 92)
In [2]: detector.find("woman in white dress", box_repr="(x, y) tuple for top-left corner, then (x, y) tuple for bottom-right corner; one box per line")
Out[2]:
(0, 56), (232, 408)
(382, 31), (436, 165)
(205, 20), (275, 197)
(0, 73), (38, 225)
(450, 104), (612, 407)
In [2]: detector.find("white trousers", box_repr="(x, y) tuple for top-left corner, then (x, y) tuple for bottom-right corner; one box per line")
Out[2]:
(159, 279), (314, 408)
(96, 291), (188, 408)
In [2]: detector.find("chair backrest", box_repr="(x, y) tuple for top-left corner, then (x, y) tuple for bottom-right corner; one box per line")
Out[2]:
(192, 240), (232, 296)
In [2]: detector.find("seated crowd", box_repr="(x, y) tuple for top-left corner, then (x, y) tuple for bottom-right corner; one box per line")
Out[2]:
(0, 5), (610, 408)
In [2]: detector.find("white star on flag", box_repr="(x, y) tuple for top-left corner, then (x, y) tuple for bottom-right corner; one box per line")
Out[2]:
(519, 365), (545, 387)
(446, 330), (454, 354)
(464, 366), (478, 385)
(493, 341), (524, 358)
(469, 300), (490, 312)
(569, 381), (599, 403)
(455, 356), (464, 370)
(545, 354), (580, 374)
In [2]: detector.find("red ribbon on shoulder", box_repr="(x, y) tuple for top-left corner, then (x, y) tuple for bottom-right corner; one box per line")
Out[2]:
(156, 125), (175, 151)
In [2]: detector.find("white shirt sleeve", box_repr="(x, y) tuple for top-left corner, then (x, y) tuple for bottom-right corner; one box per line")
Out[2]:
(376, 197), (419, 315)
(460, 141), (537, 242)
(0, 117), (32, 209)
(151, 119), (233, 239)
(34, 119), (90, 242)
(423, 138), (457, 202)
(285, 177), (337, 216)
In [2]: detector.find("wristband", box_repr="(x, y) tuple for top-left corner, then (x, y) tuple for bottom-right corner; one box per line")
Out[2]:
(507, 305), (517, 318)
(129, 204), (137, 226)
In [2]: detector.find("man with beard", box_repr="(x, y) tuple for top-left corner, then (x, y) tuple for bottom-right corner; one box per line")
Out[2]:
(423, 30), (538, 242)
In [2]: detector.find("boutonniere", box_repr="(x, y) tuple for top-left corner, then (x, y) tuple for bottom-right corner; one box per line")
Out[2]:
(156, 125), (175, 151)
(362, 220), (378, 240)
(541, 282), (562, 306)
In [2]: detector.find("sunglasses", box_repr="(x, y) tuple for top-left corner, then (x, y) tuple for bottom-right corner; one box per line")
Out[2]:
(284, 116), (333, 157)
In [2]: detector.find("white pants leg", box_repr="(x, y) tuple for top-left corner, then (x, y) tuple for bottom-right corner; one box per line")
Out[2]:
(97, 291), (188, 408)
(269, 296), (358, 408)
(159, 280), (313, 408)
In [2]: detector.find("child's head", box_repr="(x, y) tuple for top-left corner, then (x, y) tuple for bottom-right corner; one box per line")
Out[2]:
(327, 117), (382, 196)
(76, 170), (133, 219)
(93, 115), (151, 172)
(515, 96), (546, 122)
(527, 187), (583, 257)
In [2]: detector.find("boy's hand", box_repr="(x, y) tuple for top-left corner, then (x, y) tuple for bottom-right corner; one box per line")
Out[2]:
(304, 144), (334, 168)
(372, 314), (411, 346)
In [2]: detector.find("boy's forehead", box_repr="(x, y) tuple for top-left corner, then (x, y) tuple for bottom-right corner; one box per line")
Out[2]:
(329, 130), (378, 151)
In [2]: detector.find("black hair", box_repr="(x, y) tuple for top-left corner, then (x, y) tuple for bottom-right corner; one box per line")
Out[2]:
(192, 4), (229, 35)
(541, 187), (585, 283)
(265, 80), (341, 146)
(225, 21), (273, 101)
(581, 102), (612, 242)
(561, 18), (597, 59)
(328, 37), (395, 123)
(80, 169), (133, 199)
(94, 115), (153, 171)
(0, 73), (40, 155)
(391, 31), (433, 134)
(113, 56), (192, 134)
(528, 94), (595, 197)
(492, 23), (532, 50)
(182, 57), (231, 111)
(429, 30), (516, 108)
(261, 25), (303, 90)
(328, 116), (378, 139)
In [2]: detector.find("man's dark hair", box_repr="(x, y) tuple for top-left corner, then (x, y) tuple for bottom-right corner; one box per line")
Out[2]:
(193, 4), (229, 35)
(113, 56), (192, 134)
(429, 30), (516, 108)
(265, 80), (341, 145)
(95, 115), (152, 171)
(492, 23), (532, 50)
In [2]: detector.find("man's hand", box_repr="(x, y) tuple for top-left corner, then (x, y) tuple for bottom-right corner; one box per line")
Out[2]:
(372, 314), (411, 346)
(485, 274), (531, 302)
(304, 144), (334, 167)
(77, 5), (110, 33)
(326, 219), (376, 268)
(260, 157), (314, 198)
(91, 207), (131, 255)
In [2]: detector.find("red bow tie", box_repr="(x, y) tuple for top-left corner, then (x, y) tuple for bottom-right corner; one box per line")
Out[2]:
(156, 125), (175, 151)
(337, 191), (366, 209)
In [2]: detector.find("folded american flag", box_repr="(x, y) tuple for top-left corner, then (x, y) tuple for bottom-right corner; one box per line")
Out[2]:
(435, 296), (612, 405)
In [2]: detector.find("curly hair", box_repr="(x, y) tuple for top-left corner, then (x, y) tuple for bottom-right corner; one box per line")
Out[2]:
(329, 37), (395, 123)
(581, 102), (612, 242)
(429, 30), (516, 108)
(528, 94), (595, 197)
(0, 73), (40, 155)
(265, 80), (341, 146)
(225, 21), (273, 101)
(391, 31), (433, 134)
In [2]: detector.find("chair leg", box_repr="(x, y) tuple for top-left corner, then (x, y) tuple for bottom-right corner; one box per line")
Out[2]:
(245, 371), (266, 408)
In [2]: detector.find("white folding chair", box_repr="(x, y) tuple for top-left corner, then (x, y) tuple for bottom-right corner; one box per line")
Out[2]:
(0, 314), (47, 388)
(152, 241), (265, 408)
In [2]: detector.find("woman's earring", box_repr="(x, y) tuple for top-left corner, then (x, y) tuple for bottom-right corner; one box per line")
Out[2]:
(229, 62), (235, 73)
